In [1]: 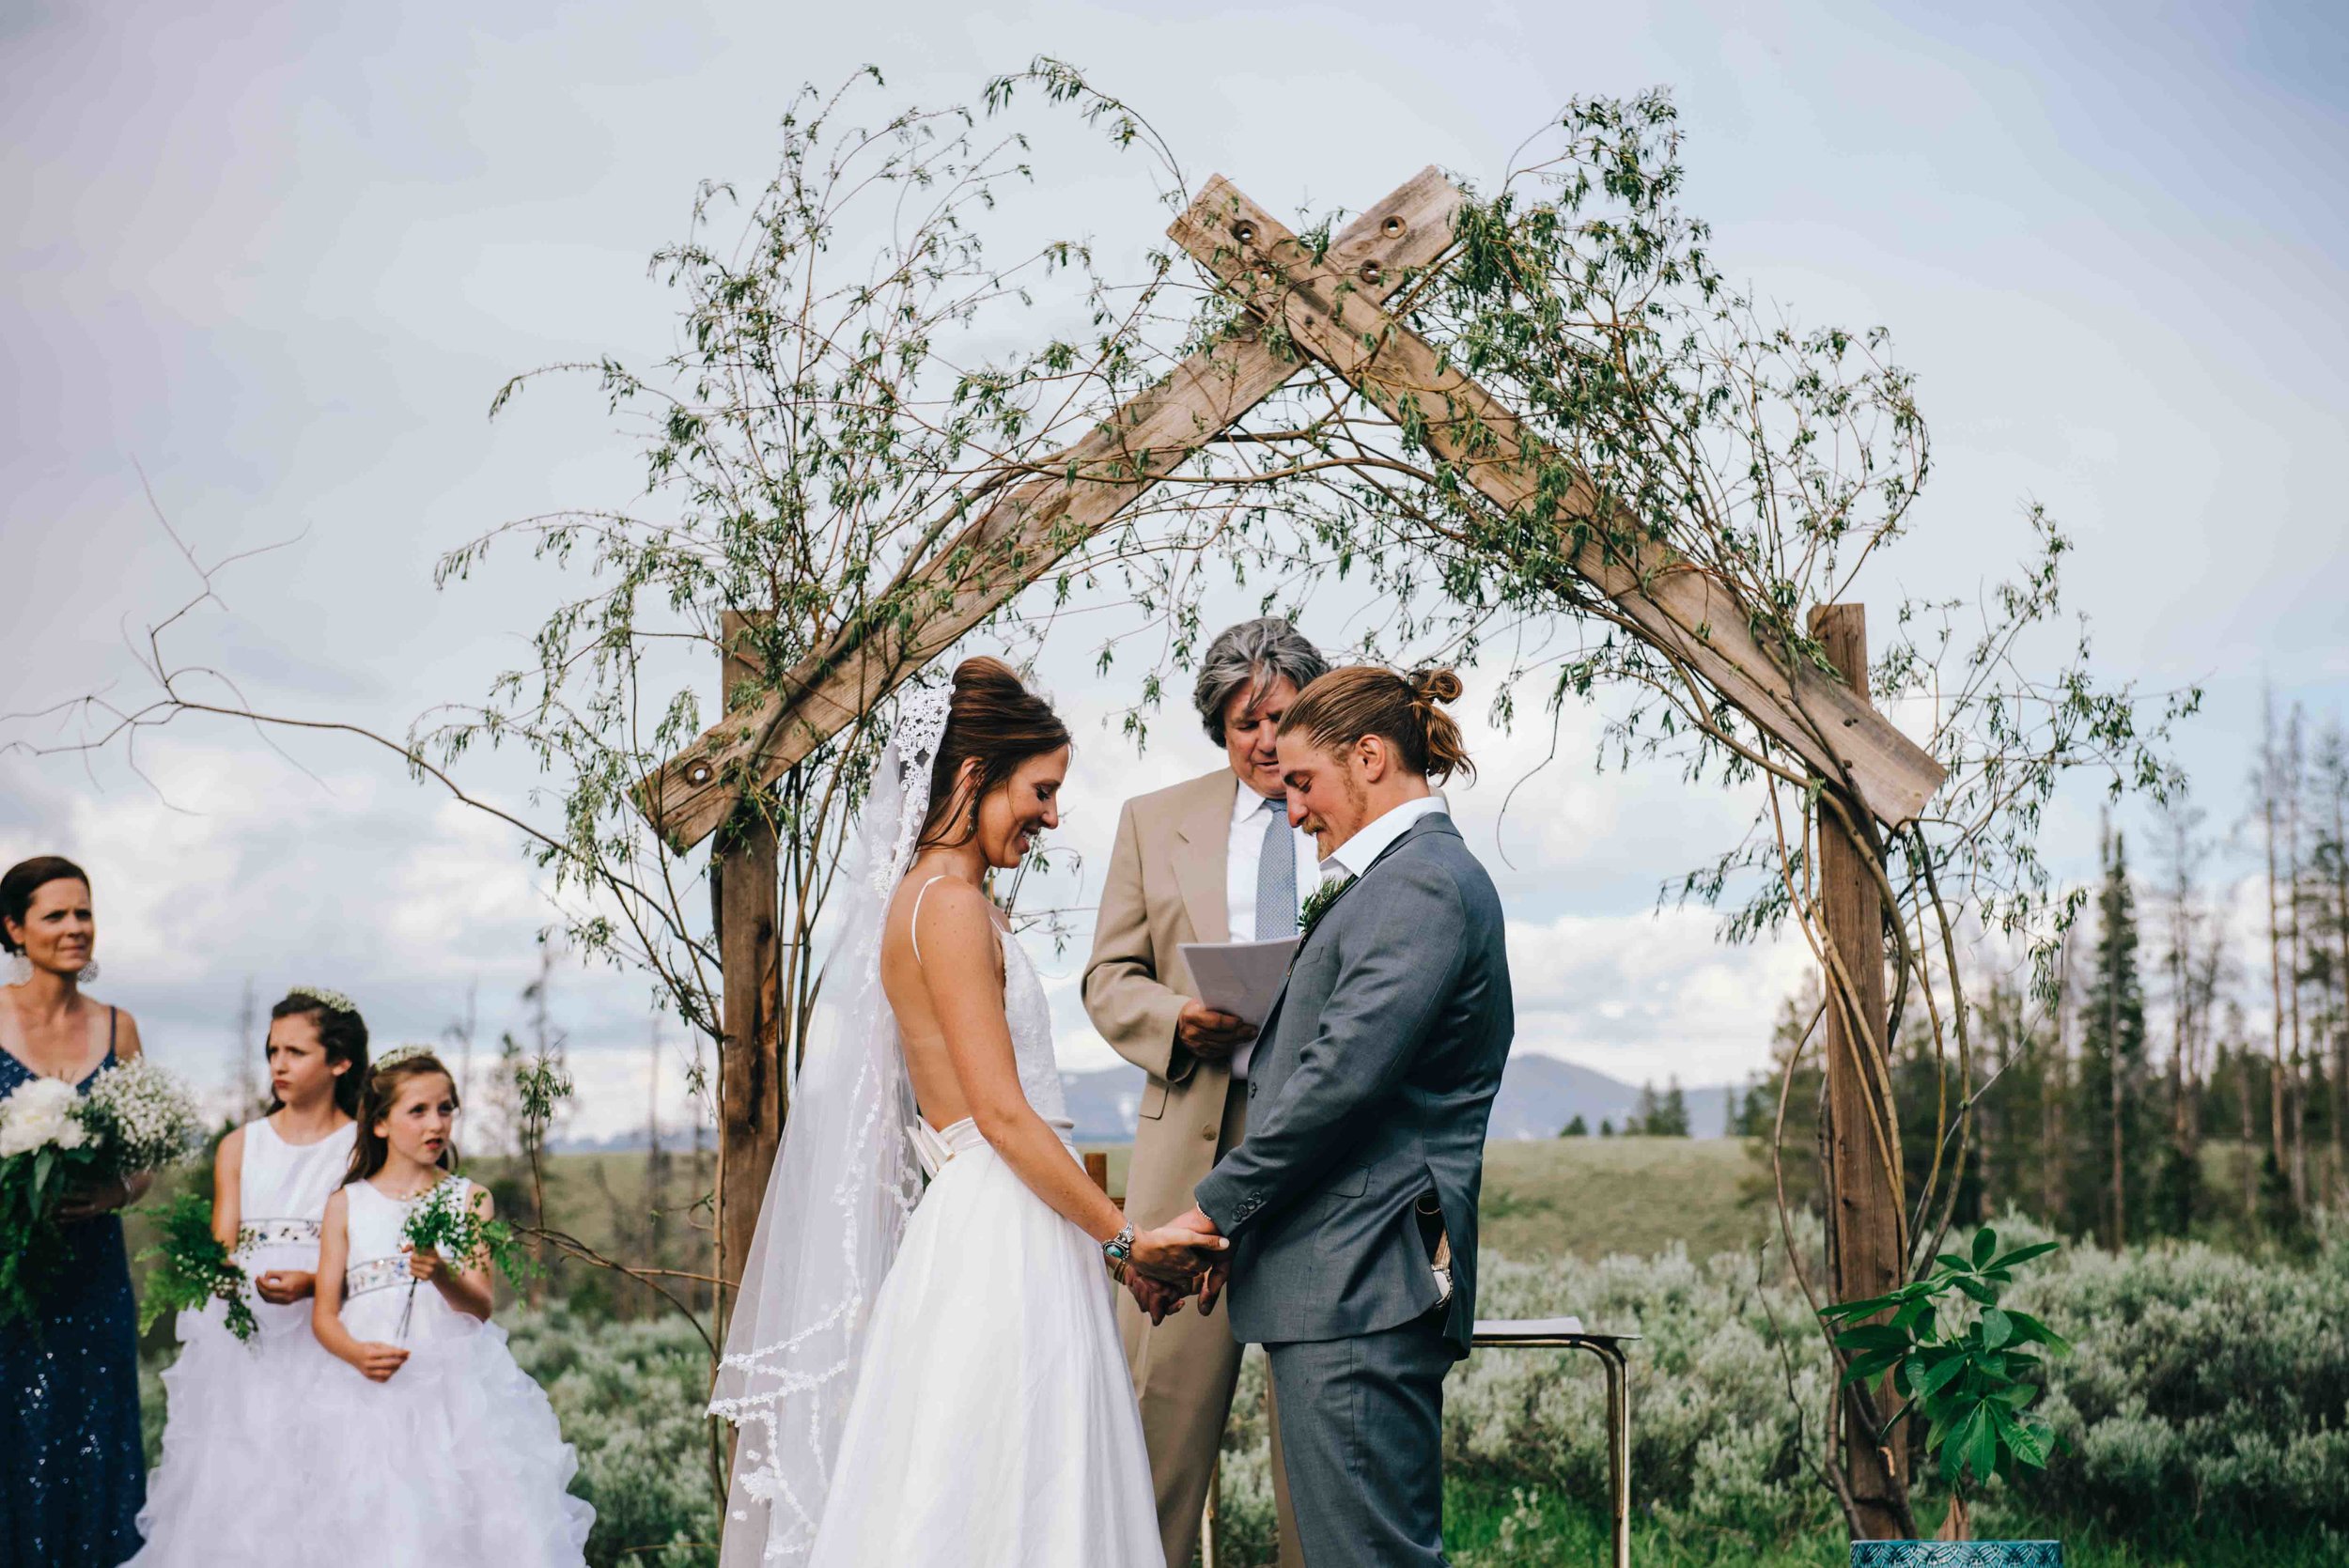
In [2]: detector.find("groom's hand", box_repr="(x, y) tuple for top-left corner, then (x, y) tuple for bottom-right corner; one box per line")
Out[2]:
(1176, 1000), (1253, 1063)
(1128, 1215), (1227, 1287)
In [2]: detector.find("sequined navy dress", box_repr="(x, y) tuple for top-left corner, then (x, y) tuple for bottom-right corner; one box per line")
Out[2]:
(0, 1014), (146, 1568)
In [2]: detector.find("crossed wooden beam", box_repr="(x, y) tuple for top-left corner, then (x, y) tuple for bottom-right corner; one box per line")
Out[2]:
(639, 169), (1944, 850)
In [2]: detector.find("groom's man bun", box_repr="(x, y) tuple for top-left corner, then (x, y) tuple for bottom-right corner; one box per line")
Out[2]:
(916, 657), (1071, 848)
(1278, 665), (1475, 784)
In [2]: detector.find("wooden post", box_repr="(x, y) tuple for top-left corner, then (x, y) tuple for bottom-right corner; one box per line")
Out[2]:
(715, 611), (785, 1328)
(1811, 603), (1909, 1537)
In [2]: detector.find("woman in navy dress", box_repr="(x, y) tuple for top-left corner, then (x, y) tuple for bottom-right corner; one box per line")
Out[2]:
(1, 856), (149, 1568)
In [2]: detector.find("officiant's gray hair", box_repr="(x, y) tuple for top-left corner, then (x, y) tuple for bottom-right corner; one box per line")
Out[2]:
(1193, 618), (1329, 745)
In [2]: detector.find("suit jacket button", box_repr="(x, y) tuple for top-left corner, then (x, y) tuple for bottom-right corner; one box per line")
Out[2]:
(1200, 1124), (1216, 1141)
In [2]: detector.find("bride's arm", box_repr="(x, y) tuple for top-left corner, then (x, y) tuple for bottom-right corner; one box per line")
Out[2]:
(918, 880), (1223, 1282)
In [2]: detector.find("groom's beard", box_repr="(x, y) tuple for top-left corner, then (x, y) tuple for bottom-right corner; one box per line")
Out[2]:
(1310, 771), (1371, 857)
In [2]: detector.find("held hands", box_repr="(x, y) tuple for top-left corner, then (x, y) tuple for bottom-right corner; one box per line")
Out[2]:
(1167, 1207), (1231, 1316)
(1123, 1270), (1189, 1327)
(1175, 999), (1253, 1065)
(1125, 1216), (1228, 1290)
(255, 1269), (316, 1306)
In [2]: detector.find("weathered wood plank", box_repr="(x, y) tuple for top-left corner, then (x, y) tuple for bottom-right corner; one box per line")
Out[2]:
(638, 168), (1469, 848)
(713, 612), (783, 1318)
(1812, 605), (1910, 1535)
(1167, 178), (1948, 829)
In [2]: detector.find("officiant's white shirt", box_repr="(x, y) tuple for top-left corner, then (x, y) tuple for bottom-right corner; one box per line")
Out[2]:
(1225, 781), (1319, 1080)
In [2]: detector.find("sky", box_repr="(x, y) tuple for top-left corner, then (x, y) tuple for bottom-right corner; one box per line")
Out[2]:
(4, 0), (2344, 1139)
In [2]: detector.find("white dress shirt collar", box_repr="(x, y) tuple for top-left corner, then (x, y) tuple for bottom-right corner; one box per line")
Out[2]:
(1321, 794), (1447, 881)
(1230, 777), (1279, 829)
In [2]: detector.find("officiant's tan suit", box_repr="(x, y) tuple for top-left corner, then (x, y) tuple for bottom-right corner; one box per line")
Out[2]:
(1086, 767), (1303, 1568)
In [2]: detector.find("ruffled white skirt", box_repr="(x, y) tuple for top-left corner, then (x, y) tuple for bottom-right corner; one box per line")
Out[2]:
(132, 1299), (314, 1564)
(133, 1236), (337, 1564)
(272, 1304), (595, 1568)
(807, 1119), (1164, 1566)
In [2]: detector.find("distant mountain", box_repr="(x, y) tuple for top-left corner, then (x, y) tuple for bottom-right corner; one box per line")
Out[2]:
(1062, 1053), (1745, 1144)
(549, 1054), (1746, 1153)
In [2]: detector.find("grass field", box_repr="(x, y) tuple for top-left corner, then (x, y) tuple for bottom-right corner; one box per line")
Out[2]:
(1084, 1137), (1761, 1262)
(476, 1135), (1767, 1281)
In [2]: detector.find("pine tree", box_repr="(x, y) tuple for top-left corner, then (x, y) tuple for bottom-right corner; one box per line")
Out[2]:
(1656, 1078), (1691, 1137)
(1631, 1081), (1659, 1137)
(2070, 826), (2153, 1247)
(1561, 1114), (1589, 1138)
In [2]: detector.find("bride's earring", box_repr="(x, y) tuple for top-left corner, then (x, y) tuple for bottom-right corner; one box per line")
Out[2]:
(7, 953), (29, 986)
(77, 960), (101, 986)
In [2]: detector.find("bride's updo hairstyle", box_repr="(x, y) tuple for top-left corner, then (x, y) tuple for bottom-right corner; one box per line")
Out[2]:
(1276, 665), (1476, 784)
(916, 657), (1072, 850)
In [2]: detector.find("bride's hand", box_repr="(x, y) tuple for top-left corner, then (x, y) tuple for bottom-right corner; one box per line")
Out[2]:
(1124, 1270), (1189, 1326)
(1127, 1221), (1226, 1287)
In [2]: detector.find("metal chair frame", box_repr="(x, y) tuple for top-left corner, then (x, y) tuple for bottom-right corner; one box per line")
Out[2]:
(1197, 1319), (1636, 1568)
(1470, 1319), (1638, 1568)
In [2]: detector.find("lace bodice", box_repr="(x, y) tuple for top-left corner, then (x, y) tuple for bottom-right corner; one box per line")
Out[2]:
(997, 928), (1067, 1124)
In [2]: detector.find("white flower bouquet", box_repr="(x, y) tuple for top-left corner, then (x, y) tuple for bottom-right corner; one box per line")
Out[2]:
(0, 1057), (203, 1326)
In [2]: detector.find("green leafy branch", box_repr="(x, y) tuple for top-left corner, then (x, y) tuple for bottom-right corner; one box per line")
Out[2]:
(1820, 1225), (2070, 1496)
(134, 1190), (257, 1344)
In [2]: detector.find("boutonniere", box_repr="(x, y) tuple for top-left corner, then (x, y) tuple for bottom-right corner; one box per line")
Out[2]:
(1299, 874), (1357, 939)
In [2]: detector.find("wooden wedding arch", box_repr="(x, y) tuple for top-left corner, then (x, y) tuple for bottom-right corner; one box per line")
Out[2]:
(641, 168), (1948, 1535)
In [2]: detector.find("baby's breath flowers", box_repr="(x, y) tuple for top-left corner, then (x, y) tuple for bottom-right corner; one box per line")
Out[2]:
(286, 984), (359, 1015)
(0, 1057), (204, 1325)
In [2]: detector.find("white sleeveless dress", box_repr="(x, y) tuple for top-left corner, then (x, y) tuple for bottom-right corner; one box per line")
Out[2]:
(279, 1176), (596, 1567)
(133, 1116), (357, 1564)
(803, 894), (1165, 1565)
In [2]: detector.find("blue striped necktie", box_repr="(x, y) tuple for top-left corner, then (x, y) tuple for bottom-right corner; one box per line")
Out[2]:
(1255, 795), (1296, 939)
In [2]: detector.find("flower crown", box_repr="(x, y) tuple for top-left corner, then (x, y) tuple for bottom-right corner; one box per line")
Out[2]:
(373, 1043), (438, 1072)
(287, 983), (359, 1016)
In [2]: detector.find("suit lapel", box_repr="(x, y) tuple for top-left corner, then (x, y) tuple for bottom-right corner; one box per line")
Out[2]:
(1253, 810), (1458, 1042)
(1170, 771), (1236, 946)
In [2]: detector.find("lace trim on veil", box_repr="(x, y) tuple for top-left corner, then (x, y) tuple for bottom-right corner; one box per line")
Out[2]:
(708, 680), (953, 1566)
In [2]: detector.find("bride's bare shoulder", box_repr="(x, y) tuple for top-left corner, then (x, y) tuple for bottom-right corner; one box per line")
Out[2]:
(893, 874), (1001, 964)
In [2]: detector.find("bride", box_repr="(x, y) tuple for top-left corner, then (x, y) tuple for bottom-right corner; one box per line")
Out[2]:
(712, 657), (1223, 1566)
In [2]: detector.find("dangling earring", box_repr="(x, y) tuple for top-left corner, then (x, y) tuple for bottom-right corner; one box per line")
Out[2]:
(7, 953), (29, 986)
(77, 960), (101, 986)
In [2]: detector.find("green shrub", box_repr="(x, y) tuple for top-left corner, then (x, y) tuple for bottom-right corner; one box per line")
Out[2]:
(506, 1305), (721, 1568)
(1214, 1214), (2349, 1556)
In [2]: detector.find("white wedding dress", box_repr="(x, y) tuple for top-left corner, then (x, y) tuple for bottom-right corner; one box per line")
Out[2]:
(711, 687), (1163, 1567)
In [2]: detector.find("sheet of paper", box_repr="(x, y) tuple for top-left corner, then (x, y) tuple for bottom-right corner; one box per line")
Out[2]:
(1179, 936), (1299, 1027)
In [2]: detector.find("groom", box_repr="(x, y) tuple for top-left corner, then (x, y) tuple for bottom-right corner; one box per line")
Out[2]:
(1175, 665), (1513, 1567)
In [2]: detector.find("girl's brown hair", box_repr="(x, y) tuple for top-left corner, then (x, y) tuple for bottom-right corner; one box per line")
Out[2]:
(342, 1050), (460, 1187)
(915, 657), (1072, 849)
(268, 990), (370, 1120)
(1277, 666), (1475, 784)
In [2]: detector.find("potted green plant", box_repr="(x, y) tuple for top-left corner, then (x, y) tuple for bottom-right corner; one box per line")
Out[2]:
(1823, 1225), (2070, 1566)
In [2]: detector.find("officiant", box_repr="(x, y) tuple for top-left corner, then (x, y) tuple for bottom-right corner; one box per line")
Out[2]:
(1083, 616), (1322, 1568)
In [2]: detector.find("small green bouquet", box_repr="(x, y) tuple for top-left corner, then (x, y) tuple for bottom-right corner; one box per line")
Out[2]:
(0, 1058), (203, 1326)
(393, 1176), (537, 1339)
(136, 1190), (258, 1343)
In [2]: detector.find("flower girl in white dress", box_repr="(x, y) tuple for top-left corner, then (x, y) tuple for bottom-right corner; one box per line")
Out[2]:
(296, 1048), (594, 1567)
(133, 985), (366, 1565)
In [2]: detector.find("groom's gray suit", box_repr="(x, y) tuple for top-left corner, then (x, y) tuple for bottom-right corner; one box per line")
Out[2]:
(1192, 807), (1512, 1567)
